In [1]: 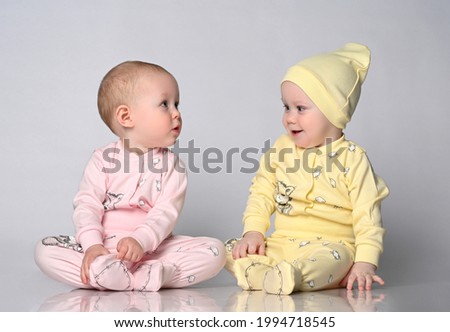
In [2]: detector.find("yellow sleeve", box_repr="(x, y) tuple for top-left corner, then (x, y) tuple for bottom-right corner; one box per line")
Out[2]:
(241, 145), (278, 237)
(347, 151), (389, 267)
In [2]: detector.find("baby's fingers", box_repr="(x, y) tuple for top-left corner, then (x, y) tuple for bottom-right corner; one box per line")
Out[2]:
(80, 262), (90, 284)
(237, 244), (249, 259)
(371, 274), (385, 287)
(247, 243), (258, 255)
(346, 274), (357, 290)
(116, 240), (129, 260)
(257, 243), (265, 256)
(232, 243), (247, 259)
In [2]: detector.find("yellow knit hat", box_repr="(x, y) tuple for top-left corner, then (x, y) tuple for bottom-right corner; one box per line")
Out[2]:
(282, 43), (370, 129)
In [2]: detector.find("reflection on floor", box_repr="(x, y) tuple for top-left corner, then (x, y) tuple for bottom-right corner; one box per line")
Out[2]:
(39, 288), (222, 312)
(37, 286), (386, 312)
(224, 288), (385, 312)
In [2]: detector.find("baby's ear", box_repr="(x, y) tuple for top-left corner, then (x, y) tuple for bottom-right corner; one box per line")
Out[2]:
(115, 105), (134, 128)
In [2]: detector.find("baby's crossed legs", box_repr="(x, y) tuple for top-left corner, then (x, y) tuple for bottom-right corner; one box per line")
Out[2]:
(225, 238), (354, 295)
(35, 235), (225, 291)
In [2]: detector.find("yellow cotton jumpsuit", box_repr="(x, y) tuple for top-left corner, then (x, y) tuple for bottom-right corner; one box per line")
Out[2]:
(225, 134), (389, 292)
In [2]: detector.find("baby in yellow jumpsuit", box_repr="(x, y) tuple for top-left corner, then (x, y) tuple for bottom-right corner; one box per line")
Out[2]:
(225, 43), (389, 295)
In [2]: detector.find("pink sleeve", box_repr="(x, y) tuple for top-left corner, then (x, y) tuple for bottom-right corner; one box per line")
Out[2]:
(131, 153), (187, 252)
(73, 149), (107, 250)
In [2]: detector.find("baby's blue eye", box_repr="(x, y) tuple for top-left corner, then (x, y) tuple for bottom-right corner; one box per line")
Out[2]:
(297, 106), (305, 112)
(161, 101), (168, 108)
(283, 104), (289, 112)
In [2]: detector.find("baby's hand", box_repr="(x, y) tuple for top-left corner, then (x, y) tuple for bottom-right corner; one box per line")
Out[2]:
(232, 231), (265, 259)
(81, 244), (110, 285)
(340, 262), (385, 291)
(116, 237), (144, 262)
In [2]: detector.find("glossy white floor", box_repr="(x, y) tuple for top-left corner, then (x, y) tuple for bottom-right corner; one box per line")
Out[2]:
(3, 266), (450, 312)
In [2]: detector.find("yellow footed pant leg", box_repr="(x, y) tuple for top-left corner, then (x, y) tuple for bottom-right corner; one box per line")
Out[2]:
(292, 242), (354, 292)
(270, 241), (354, 294)
(233, 255), (275, 290)
(224, 238), (354, 293)
(263, 260), (303, 295)
(261, 239), (355, 295)
(224, 238), (277, 291)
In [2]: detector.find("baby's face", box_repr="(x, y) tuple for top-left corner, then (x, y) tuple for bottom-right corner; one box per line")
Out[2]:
(281, 81), (340, 148)
(128, 71), (182, 149)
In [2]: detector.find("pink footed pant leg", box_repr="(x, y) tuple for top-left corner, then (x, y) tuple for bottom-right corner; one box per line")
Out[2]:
(139, 235), (226, 290)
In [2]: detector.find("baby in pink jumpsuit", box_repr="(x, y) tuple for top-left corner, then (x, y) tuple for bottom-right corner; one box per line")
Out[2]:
(35, 61), (226, 291)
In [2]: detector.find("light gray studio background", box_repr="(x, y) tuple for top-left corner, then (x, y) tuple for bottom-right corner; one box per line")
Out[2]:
(1, 1), (449, 310)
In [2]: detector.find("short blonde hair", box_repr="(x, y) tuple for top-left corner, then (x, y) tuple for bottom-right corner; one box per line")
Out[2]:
(97, 61), (171, 135)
